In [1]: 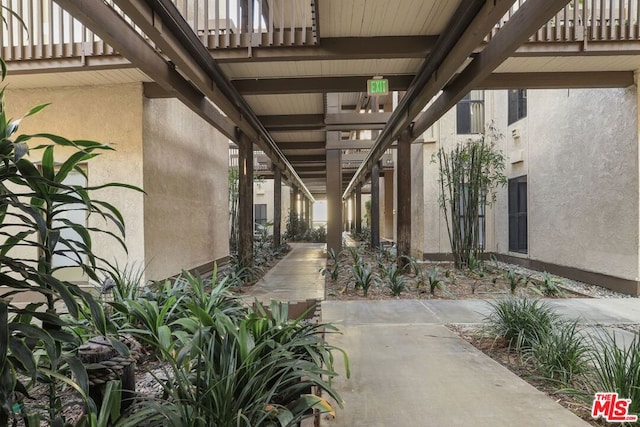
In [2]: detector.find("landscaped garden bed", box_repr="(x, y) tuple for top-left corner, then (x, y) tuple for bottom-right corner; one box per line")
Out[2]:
(448, 297), (639, 426)
(322, 241), (623, 301)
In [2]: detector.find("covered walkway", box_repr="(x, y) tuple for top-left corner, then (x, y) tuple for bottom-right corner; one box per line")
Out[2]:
(248, 243), (640, 426)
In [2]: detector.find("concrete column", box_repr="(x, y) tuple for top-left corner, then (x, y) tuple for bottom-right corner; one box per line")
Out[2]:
(326, 148), (342, 253)
(355, 185), (362, 234)
(237, 132), (253, 266)
(384, 170), (394, 239)
(371, 161), (380, 248)
(273, 167), (282, 249)
(397, 130), (412, 262)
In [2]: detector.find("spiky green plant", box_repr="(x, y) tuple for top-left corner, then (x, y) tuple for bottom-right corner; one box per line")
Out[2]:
(428, 268), (443, 295)
(524, 319), (588, 384)
(485, 296), (558, 350)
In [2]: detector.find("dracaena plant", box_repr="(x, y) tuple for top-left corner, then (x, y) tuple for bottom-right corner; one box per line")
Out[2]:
(0, 62), (140, 425)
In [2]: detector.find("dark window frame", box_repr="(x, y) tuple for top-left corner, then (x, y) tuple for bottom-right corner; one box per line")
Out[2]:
(456, 90), (485, 135)
(508, 175), (528, 253)
(254, 203), (267, 231)
(508, 89), (527, 125)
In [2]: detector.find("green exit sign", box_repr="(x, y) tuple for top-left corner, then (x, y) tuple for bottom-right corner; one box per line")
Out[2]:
(367, 78), (389, 96)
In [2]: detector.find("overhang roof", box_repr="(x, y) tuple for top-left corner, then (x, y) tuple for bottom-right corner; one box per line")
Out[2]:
(6, 0), (639, 196)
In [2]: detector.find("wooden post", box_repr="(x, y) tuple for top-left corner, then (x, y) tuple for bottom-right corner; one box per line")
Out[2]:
(273, 167), (282, 249)
(326, 148), (342, 253)
(238, 132), (254, 267)
(397, 130), (412, 263)
(371, 161), (380, 249)
(355, 185), (362, 234)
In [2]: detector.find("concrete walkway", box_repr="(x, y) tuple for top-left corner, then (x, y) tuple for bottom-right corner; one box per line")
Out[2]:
(244, 242), (325, 304)
(245, 244), (640, 426)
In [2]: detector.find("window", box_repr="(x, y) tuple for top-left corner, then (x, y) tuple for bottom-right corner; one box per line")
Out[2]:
(456, 90), (484, 134)
(508, 89), (527, 125)
(508, 176), (527, 253)
(254, 203), (267, 231)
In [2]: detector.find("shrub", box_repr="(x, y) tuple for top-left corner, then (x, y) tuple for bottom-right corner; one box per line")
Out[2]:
(485, 296), (557, 350)
(117, 275), (349, 426)
(428, 268), (443, 295)
(585, 331), (640, 417)
(524, 319), (588, 384)
(351, 262), (376, 296)
(534, 272), (565, 297)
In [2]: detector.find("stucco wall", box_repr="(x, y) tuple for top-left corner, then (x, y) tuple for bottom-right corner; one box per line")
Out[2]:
(5, 83), (145, 280)
(143, 97), (229, 281)
(494, 88), (639, 281)
(253, 179), (291, 233)
(420, 92), (500, 255)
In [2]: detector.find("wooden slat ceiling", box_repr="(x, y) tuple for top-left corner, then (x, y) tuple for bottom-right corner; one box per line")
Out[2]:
(318, 0), (461, 37)
(496, 55), (640, 73)
(4, 69), (152, 88)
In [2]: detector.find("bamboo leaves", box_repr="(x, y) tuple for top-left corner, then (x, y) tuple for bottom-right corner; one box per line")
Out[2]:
(434, 123), (506, 268)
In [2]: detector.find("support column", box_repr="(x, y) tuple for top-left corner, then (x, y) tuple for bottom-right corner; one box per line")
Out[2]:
(304, 198), (311, 228)
(273, 167), (282, 249)
(384, 170), (394, 239)
(371, 161), (380, 249)
(237, 132), (253, 267)
(326, 147), (342, 254)
(397, 130), (412, 263)
(355, 185), (362, 234)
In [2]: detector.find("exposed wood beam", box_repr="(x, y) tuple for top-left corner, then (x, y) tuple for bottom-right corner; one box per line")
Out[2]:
(53, 0), (236, 141)
(325, 112), (392, 126)
(413, 0), (574, 138)
(286, 154), (326, 163)
(233, 75), (416, 95)
(343, 0), (507, 198)
(511, 41), (640, 57)
(213, 36), (437, 63)
(57, 0), (314, 202)
(479, 71), (635, 89)
(277, 141), (325, 150)
(326, 139), (375, 150)
(259, 114), (325, 131)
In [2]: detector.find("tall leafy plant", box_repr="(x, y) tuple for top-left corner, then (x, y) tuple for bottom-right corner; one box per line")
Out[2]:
(434, 122), (506, 268)
(0, 67), (139, 424)
(228, 166), (239, 253)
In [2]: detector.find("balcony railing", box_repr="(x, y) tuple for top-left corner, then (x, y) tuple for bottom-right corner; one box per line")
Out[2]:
(489, 0), (640, 42)
(0, 0), (636, 65)
(171, 0), (318, 49)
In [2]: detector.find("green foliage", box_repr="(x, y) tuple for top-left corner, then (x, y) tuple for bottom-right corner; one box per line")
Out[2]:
(228, 166), (239, 252)
(385, 263), (407, 297)
(320, 248), (340, 282)
(0, 65), (139, 424)
(533, 272), (565, 297)
(524, 320), (588, 384)
(428, 268), (443, 295)
(115, 273), (349, 426)
(351, 262), (376, 297)
(433, 122), (506, 268)
(584, 331), (640, 417)
(503, 268), (527, 295)
(485, 296), (558, 350)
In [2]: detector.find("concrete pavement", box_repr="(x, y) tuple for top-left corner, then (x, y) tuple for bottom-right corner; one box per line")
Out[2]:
(245, 244), (640, 427)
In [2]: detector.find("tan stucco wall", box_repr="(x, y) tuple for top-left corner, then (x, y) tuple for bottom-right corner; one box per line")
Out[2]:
(494, 88), (640, 281)
(420, 93), (500, 255)
(4, 83), (145, 278)
(253, 179), (290, 233)
(143, 97), (228, 281)
(419, 88), (639, 282)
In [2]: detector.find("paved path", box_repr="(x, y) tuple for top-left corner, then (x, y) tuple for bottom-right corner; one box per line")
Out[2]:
(243, 242), (325, 304)
(246, 244), (640, 426)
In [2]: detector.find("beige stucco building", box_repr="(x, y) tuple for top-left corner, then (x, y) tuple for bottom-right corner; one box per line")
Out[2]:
(415, 86), (640, 294)
(6, 82), (230, 285)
